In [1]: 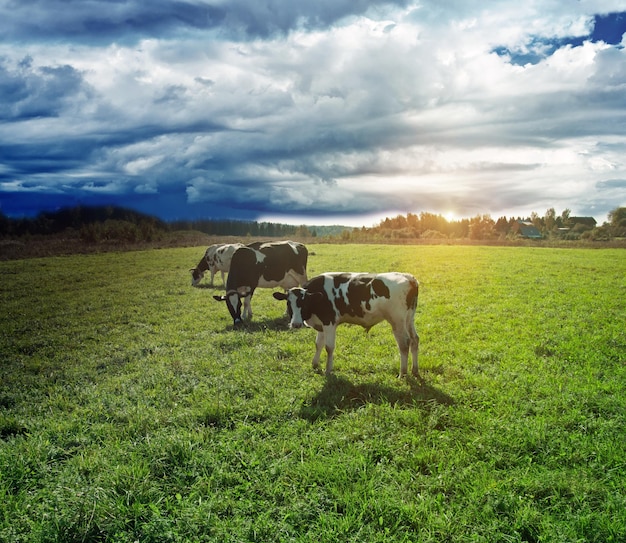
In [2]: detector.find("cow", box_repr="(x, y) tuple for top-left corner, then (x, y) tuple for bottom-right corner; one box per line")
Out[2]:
(190, 243), (244, 286)
(213, 240), (308, 325)
(273, 272), (420, 378)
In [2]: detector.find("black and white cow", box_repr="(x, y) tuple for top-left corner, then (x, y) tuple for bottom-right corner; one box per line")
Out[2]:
(273, 272), (420, 378)
(213, 240), (308, 325)
(190, 243), (244, 286)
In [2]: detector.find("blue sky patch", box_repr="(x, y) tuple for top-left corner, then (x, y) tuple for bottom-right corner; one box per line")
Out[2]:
(494, 11), (625, 66)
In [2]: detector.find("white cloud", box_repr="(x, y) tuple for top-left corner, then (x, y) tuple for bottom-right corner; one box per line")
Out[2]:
(0, 1), (625, 222)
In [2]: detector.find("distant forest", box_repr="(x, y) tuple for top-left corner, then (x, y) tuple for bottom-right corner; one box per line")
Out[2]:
(353, 208), (626, 242)
(1, 205), (625, 243)
(0, 205), (338, 242)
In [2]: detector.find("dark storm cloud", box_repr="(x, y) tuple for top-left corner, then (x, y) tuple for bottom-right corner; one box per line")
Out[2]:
(0, 1), (224, 43)
(0, 57), (86, 121)
(0, 0), (411, 43)
(0, 141), (88, 177)
(220, 0), (412, 38)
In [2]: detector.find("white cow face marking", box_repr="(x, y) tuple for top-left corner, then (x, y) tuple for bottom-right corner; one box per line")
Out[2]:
(273, 289), (305, 329)
(213, 290), (244, 324)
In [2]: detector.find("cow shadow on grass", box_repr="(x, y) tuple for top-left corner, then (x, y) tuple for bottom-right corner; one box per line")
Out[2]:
(194, 283), (226, 290)
(231, 315), (291, 333)
(299, 374), (454, 422)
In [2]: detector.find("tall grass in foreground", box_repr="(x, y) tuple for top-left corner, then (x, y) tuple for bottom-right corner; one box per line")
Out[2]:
(0, 244), (625, 542)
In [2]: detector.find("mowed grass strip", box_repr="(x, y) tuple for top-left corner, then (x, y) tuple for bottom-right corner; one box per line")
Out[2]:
(0, 244), (624, 542)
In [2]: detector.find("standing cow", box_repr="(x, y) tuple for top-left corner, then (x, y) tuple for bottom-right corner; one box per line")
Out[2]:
(190, 243), (244, 286)
(213, 240), (308, 325)
(273, 272), (420, 378)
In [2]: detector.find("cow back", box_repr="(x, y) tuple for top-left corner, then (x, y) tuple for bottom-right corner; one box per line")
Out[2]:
(302, 272), (417, 328)
(226, 240), (308, 292)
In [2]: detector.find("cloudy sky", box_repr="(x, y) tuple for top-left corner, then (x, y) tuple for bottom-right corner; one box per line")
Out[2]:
(1, 1), (625, 225)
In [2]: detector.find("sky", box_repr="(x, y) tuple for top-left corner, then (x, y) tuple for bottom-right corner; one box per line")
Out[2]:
(1, 1), (625, 226)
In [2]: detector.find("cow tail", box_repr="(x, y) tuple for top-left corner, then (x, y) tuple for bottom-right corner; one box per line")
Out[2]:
(407, 275), (419, 311)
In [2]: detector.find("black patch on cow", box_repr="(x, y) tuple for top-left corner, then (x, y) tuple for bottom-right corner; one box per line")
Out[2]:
(303, 291), (335, 326)
(406, 279), (418, 310)
(299, 275), (336, 325)
(207, 245), (226, 269)
(225, 247), (263, 292)
(260, 242), (308, 282)
(372, 278), (391, 299)
(331, 273), (353, 290)
(222, 247), (262, 323)
(246, 241), (266, 250)
(227, 242), (308, 291)
(334, 274), (390, 319)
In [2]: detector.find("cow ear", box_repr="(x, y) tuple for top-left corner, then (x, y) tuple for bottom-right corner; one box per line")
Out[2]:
(273, 292), (288, 301)
(213, 295), (226, 302)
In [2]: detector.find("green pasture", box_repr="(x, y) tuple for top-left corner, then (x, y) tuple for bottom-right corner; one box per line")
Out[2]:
(1, 244), (625, 542)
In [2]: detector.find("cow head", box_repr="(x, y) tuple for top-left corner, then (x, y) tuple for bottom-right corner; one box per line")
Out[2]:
(190, 253), (211, 287)
(190, 267), (204, 287)
(213, 288), (252, 325)
(273, 288), (307, 329)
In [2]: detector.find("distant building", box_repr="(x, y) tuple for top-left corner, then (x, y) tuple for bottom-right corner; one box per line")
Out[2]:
(568, 217), (597, 229)
(512, 220), (542, 239)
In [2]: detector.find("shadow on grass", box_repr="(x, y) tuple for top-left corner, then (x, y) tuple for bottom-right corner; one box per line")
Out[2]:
(224, 315), (291, 332)
(193, 283), (225, 290)
(300, 374), (454, 422)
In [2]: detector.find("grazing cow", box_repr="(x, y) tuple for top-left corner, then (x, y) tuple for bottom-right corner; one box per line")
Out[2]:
(190, 243), (244, 286)
(273, 272), (419, 378)
(213, 240), (308, 325)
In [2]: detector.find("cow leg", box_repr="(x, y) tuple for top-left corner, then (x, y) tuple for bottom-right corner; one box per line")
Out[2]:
(220, 270), (226, 285)
(323, 326), (336, 376)
(394, 319), (420, 378)
(209, 270), (216, 286)
(312, 331), (324, 371)
(393, 327), (410, 378)
(242, 295), (253, 320)
(410, 328), (420, 378)
(406, 311), (420, 378)
(312, 328), (336, 375)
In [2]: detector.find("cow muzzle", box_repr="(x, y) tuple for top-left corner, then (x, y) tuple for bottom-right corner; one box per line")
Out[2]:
(290, 322), (303, 330)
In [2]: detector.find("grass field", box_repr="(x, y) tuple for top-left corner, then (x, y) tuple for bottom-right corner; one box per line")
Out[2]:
(1, 244), (625, 542)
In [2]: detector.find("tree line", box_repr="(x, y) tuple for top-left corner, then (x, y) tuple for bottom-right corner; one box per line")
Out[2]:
(0, 206), (167, 243)
(342, 207), (626, 242)
(0, 206), (308, 243)
(1, 205), (624, 243)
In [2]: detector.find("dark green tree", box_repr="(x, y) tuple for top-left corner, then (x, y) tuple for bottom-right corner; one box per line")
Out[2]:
(608, 207), (626, 227)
